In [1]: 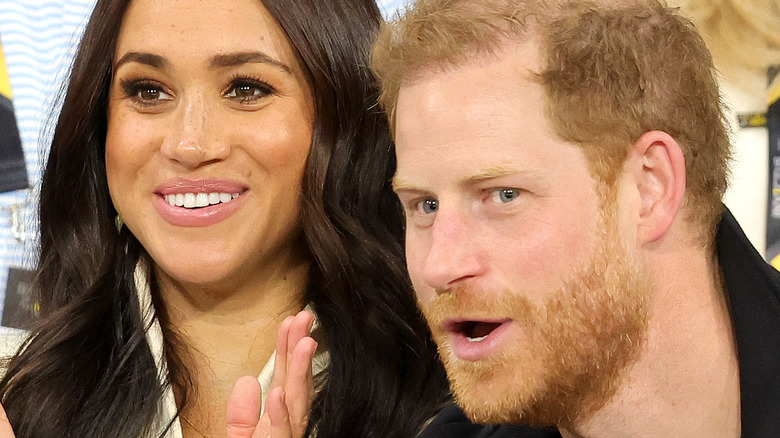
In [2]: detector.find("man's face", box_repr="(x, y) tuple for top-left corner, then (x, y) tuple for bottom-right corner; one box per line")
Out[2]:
(393, 42), (650, 426)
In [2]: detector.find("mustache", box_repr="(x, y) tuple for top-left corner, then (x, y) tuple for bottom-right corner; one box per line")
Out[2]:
(420, 283), (536, 329)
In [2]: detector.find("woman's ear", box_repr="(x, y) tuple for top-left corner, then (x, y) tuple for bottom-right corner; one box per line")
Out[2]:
(628, 130), (686, 243)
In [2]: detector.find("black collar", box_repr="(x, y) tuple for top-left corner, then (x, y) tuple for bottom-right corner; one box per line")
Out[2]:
(717, 207), (780, 436)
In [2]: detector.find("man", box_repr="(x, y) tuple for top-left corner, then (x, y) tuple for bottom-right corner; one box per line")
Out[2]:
(371, 0), (780, 436)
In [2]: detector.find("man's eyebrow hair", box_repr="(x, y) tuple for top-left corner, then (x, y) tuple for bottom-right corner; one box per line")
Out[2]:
(114, 52), (167, 70)
(392, 167), (529, 191)
(391, 175), (420, 192)
(209, 51), (292, 73)
(465, 166), (518, 183)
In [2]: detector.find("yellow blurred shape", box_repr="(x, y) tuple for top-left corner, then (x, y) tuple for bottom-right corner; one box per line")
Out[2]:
(0, 42), (12, 100)
(771, 253), (780, 271)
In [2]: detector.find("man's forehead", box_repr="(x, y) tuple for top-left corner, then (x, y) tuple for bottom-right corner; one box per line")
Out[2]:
(395, 41), (544, 139)
(394, 46), (549, 157)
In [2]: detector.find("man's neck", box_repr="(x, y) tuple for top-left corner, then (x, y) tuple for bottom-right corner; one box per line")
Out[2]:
(560, 245), (741, 438)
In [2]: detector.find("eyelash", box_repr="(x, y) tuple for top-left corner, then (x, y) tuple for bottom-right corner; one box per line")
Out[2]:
(400, 196), (438, 228)
(120, 78), (171, 107)
(415, 197), (438, 215)
(490, 188), (521, 204)
(224, 74), (276, 104)
(402, 189), (520, 218)
(118, 75), (277, 107)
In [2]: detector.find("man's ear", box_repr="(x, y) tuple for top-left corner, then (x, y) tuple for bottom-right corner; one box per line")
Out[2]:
(628, 130), (686, 243)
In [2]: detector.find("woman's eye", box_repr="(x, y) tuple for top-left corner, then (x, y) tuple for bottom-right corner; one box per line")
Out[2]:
(121, 80), (173, 106)
(224, 78), (274, 103)
(138, 87), (170, 102)
(490, 188), (521, 204)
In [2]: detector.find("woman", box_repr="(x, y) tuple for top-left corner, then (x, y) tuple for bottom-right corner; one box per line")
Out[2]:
(0, 0), (449, 436)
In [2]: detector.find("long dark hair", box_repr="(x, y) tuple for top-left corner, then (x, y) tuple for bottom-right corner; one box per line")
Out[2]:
(0, 0), (449, 437)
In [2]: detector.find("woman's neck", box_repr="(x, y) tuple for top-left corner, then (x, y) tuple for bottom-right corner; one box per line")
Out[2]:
(155, 254), (310, 436)
(174, 308), (296, 438)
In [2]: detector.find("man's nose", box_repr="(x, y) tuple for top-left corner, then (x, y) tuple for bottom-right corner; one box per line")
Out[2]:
(161, 95), (229, 168)
(421, 208), (486, 293)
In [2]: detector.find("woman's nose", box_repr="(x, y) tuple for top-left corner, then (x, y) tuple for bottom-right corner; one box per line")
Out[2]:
(160, 96), (229, 168)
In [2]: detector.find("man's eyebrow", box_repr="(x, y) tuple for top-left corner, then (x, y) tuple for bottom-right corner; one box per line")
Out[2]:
(392, 167), (536, 192)
(391, 175), (418, 192)
(114, 52), (167, 70)
(209, 51), (292, 73)
(463, 166), (520, 185)
(390, 166), (536, 191)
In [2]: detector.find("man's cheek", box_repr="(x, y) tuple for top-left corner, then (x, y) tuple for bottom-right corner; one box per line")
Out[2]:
(406, 245), (430, 300)
(412, 281), (436, 308)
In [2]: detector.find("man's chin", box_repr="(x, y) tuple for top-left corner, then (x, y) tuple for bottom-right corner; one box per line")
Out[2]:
(452, 384), (548, 426)
(451, 377), (564, 427)
(457, 396), (528, 425)
(444, 360), (542, 425)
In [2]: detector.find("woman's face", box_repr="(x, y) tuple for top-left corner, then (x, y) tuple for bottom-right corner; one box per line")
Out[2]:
(106, 0), (314, 292)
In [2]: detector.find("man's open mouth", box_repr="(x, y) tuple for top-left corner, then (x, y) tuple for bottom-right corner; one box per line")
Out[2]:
(449, 320), (508, 342)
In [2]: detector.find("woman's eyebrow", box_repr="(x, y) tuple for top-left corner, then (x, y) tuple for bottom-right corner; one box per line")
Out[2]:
(112, 51), (293, 74)
(209, 51), (292, 73)
(114, 52), (166, 70)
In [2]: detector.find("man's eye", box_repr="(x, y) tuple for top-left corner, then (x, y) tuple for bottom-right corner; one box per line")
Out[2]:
(491, 188), (520, 203)
(417, 198), (438, 214)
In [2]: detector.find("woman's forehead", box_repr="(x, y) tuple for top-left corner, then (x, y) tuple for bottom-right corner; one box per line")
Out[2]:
(115, 0), (298, 67)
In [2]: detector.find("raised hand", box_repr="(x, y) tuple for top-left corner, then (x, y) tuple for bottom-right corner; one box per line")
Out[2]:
(225, 310), (318, 438)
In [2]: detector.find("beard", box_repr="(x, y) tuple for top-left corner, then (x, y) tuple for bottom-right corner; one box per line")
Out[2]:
(419, 206), (651, 428)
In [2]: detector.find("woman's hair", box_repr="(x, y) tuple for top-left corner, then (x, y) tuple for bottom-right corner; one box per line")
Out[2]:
(0, 0), (449, 436)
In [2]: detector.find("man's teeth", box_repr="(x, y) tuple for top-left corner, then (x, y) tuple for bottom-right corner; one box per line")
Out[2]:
(467, 335), (488, 342)
(164, 192), (239, 209)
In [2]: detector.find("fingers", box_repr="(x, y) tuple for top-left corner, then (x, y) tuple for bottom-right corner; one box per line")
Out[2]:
(264, 338), (317, 438)
(270, 311), (315, 390)
(269, 315), (293, 390)
(284, 336), (317, 437)
(264, 310), (317, 438)
(235, 310), (317, 438)
(286, 312), (315, 363)
(0, 402), (15, 437)
(265, 386), (292, 437)
(225, 375), (264, 438)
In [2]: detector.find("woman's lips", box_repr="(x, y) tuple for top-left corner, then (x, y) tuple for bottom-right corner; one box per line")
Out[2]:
(443, 318), (513, 362)
(153, 178), (248, 227)
(156, 177), (246, 195)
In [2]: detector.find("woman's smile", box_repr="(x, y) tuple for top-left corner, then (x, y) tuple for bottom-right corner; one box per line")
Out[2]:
(154, 177), (247, 227)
